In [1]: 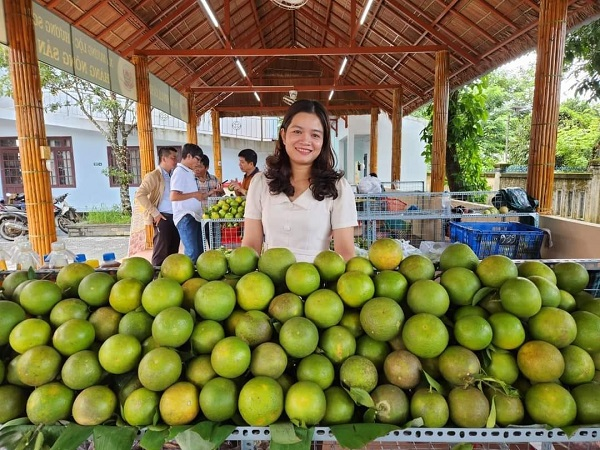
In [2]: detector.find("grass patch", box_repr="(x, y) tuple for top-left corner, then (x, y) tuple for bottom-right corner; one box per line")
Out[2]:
(84, 204), (132, 224)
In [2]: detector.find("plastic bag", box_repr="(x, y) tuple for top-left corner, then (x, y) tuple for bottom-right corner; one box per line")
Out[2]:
(358, 176), (383, 194)
(492, 187), (538, 212)
(419, 241), (451, 264)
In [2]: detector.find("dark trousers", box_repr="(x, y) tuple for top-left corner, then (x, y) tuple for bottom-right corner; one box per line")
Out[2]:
(152, 213), (180, 266)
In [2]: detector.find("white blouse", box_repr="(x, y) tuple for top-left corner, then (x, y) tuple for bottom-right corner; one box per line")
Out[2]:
(244, 172), (358, 262)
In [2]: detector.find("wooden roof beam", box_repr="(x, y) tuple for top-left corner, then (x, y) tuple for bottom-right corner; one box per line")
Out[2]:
(120, 0), (197, 57)
(136, 44), (447, 57)
(214, 104), (373, 114)
(190, 84), (402, 93)
(430, 0), (499, 45)
(471, 0), (517, 30)
(387, 0), (479, 65)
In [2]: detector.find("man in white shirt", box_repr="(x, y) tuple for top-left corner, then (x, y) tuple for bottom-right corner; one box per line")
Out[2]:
(170, 143), (218, 262)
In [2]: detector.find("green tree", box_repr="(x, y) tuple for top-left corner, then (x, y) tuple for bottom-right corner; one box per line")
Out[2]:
(564, 19), (600, 102)
(555, 99), (600, 167)
(0, 48), (136, 214)
(420, 79), (490, 193)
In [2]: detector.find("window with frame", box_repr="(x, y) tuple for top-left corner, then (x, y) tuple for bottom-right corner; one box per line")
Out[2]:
(106, 146), (141, 187)
(47, 137), (75, 187)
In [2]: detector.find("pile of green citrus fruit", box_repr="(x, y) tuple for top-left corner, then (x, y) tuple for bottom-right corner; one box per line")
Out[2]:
(0, 241), (599, 432)
(202, 196), (245, 229)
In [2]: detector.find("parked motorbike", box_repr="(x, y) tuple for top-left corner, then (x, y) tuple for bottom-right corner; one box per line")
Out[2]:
(54, 193), (80, 233)
(0, 193), (81, 241)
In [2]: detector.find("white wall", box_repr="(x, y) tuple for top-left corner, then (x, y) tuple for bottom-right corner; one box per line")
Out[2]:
(0, 97), (427, 210)
(335, 113), (427, 186)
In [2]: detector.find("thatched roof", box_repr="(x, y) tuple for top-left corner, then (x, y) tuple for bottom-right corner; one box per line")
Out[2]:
(36, 0), (600, 118)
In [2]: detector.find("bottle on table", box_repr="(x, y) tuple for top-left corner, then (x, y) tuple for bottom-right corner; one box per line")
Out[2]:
(46, 241), (76, 269)
(100, 252), (121, 268)
(441, 191), (452, 215)
(0, 248), (10, 271)
(12, 240), (41, 271)
(85, 258), (100, 269)
(74, 253), (87, 263)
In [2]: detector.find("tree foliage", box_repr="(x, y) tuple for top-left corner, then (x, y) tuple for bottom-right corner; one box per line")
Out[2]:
(564, 18), (600, 102)
(420, 79), (490, 192)
(0, 47), (136, 214)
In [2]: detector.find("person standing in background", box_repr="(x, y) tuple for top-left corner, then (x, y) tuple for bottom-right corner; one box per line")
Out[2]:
(242, 99), (358, 262)
(230, 148), (259, 196)
(194, 154), (224, 212)
(134, 147), (180, 266)
(171, 143), (219, 262)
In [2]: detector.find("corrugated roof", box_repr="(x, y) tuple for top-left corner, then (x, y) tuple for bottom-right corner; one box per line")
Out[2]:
(36, 0), (600, 118)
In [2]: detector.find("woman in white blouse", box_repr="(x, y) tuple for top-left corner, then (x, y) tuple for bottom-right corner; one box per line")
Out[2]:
(242, 99), (358, 263)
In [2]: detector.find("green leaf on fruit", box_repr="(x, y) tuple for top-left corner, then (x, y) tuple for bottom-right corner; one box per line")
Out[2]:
(271, 425), (313, 450)
(271, 422), (302, 444)
(175, 428), (214, 450)
(186, 421), (236, 449)
(139, 428), (169, 450)
(422, 369), (445, 395)
(50, 424), (92, 450)
(92, 425), (136, 450)
(346, 387), (374, 407)
(330, 423), (399, 449)
(404, 417), (424, 428)
(486, 396), (497, 428)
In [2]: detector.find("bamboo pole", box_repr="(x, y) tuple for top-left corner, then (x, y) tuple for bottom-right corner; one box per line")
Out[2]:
(133, 55), (155, 176)
(5, 0), (56, 258)
(369, 108), (378, 175)
(187, 92), (198, 144)
(526, 0), (568, 214)
(430, 50), (450, 193)
(211, 109), (223, 180)
(390, 87), (403, 183)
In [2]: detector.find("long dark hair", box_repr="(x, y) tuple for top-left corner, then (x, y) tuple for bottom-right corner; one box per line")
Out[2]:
(265, 99), (344, 201)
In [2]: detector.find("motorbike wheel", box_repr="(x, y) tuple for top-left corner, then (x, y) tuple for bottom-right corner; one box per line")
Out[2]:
(56, 216), (75, 234)
(0, 217), (28, 241)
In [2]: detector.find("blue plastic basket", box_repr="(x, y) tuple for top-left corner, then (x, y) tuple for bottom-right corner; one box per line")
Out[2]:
(449, 221), (545, 259)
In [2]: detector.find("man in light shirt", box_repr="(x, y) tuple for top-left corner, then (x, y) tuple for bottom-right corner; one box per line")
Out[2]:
(134, 146), (179, 266)
(170, 143), (219, 262)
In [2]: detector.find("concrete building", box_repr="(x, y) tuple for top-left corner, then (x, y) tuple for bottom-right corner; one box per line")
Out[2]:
(0, 95), (427, 211)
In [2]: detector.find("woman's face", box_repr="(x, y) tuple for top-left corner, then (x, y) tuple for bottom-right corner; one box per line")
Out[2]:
(281, 112), (324, 167)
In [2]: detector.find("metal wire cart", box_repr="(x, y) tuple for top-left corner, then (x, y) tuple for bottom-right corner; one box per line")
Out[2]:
(202, 191), (542, 254)
(354, 191), (541, 253)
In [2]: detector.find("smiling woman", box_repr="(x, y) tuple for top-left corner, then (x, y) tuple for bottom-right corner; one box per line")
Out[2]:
(241, 99), (358, 263)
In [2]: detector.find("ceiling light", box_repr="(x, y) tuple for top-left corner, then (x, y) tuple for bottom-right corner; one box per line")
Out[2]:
(235, 58), (247, 78)
(270, 0), (308, 9)
(338, 57), (348, 76)
(328, 90), (334, 101)
(359, 0), (374, 25)
(254, 92), (260, 102)
(199, 0), (219, 28)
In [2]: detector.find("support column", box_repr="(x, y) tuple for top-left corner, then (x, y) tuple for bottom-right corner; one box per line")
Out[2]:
(430, 50), (450, 193)
(211, 109), (223, 180)
(369, 108), (378, 175)
(526, 0), (568, 214)
(5, 0), (56, 257)
(186, 92), (198, 144)
(390, 88), (403, 184)
(133, 55), (155, 176)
